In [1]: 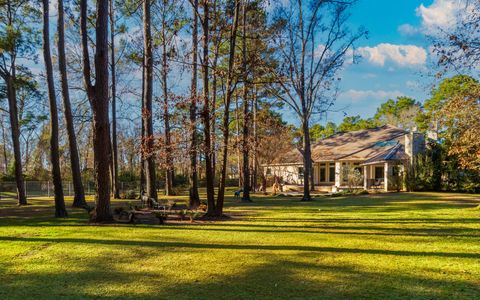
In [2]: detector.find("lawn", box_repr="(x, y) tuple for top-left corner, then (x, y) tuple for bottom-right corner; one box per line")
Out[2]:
(0, 191), (479, 299)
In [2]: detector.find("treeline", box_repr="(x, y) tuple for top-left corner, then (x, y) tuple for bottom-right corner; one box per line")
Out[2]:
(1, 0), (365, 219)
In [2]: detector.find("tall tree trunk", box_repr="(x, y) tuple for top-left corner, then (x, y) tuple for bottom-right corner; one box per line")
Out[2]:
(241, 0), (251, 202)
(58, 0), (86, 208)
(202, 0), (216, 215)
(161, 17), (173, 196)
(251, 87), (258, 192)
(142, 0), (157, 200)
(110, 0), (120, 199)
(1, 115), (9, 173)
(215, 0), (240, 216)
(6, 75), (26, 205)
(188, 0), (200, 208)
(235, 94), (242, 189)
(140, 56), (146, 193)
(43, 0), (67, 217)
(210, 0), (219, 179)
(80, 0), (113, 221)
(301, 117), (312, 201)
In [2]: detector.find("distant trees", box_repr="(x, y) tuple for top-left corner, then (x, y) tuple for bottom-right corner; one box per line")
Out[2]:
(373, 97), (422, 131)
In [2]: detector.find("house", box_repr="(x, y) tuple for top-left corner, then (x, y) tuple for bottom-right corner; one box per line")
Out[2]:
(263, 125), (425, 192)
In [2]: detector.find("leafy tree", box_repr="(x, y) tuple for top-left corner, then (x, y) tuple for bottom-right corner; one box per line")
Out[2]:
(374, 96), (422, 130)
(337, 115), (376, 132)
(418, 75), (477, 136)
(0, 0), (41, 205)
(309, 122), (337, 142)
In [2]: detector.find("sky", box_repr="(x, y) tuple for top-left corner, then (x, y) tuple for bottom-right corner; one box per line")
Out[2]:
(319, 0), (457, 124)
(25, 0), (466, 129)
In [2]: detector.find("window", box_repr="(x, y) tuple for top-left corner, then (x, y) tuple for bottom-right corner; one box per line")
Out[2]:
(374, 166), (384, 179)
(266, 168), (271, 175)
(320, 168), (326, 182)
(329, 165), (335, 182)
(298, 167), (304, 178)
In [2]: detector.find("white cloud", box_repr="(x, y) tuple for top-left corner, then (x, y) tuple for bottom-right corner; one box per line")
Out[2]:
(340, 89), (405, 102)
(357, 43), (427, 67)
(399, 0), (467, 36)
(397, 24), (420, 36)
(416, 0), (463, 31)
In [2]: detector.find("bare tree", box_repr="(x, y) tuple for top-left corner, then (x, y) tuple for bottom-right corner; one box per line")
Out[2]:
(430, 1), (480, 74)
(215, 0), (241, 216)
(110, 0), (120, 199)
(142, 0), (158, 200)
(58, 0), (86, 208)
(270, 0), (365, 201)
(201, 0), (216, 215)
(241, 0), (251, 202)
(43, 0), (67, 217)
(188, 0), (200, 208)
(80, 0), (113, 221)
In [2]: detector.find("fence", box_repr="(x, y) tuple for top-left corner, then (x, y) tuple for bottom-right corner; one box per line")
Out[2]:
(0, 181), (140, 199)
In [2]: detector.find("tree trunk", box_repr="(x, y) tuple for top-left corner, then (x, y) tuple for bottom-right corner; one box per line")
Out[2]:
(142, 0), (157, 200)
(188, 0), (200, 208)
(1, 115), (9, 173)
(161, 19), (173, 196)
(43, 0), (67, 217)
(210, 0), (219, 179)
(58, 0), (86, 208)
(215, 0), (240, 216)
(202, 0), (216, 215)
(80, 0), (113, 221)
(110, 0), (120, 199)
(251, 87), (258, 192)
(241, 1), (251, 202)
(235, 94), (242, 188)
(140, 57), (146, 193)
(6, 75), (26, 205)
(301, 118), (312, 201)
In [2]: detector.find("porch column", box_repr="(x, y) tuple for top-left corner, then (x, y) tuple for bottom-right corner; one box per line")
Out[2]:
(384, 162), (389, 192)
(363, 165), (367, 190)
(335, 161), (341, 189)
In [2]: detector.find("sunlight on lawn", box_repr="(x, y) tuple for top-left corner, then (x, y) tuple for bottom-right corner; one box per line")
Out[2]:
(0, 192), (479, 299)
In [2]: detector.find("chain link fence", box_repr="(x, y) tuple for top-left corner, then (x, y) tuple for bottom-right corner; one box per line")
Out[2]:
(0, 181), (141, 199)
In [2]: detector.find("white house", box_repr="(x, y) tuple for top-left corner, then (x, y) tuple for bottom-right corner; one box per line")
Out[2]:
(263, 125), (425, 192)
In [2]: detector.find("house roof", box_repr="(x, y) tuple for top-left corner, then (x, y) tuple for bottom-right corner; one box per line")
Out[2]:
(270, 125), (408, 165)
(361, 143), (409, 165)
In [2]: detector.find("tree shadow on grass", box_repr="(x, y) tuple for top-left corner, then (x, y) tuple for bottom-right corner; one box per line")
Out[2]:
(2, 252), (478, 299)
(153, 259), (480, 300)
(1, 236), (479, 259)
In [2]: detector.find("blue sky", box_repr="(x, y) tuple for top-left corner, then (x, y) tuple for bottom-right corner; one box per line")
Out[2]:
(30, 0), (462, 129)
(322, 0), (439, 124)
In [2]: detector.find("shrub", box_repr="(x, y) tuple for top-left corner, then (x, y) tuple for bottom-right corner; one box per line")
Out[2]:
(120, 190), (138, 200)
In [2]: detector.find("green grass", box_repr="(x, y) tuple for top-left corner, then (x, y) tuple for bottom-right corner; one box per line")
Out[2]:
(0, 191), (479, 299)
